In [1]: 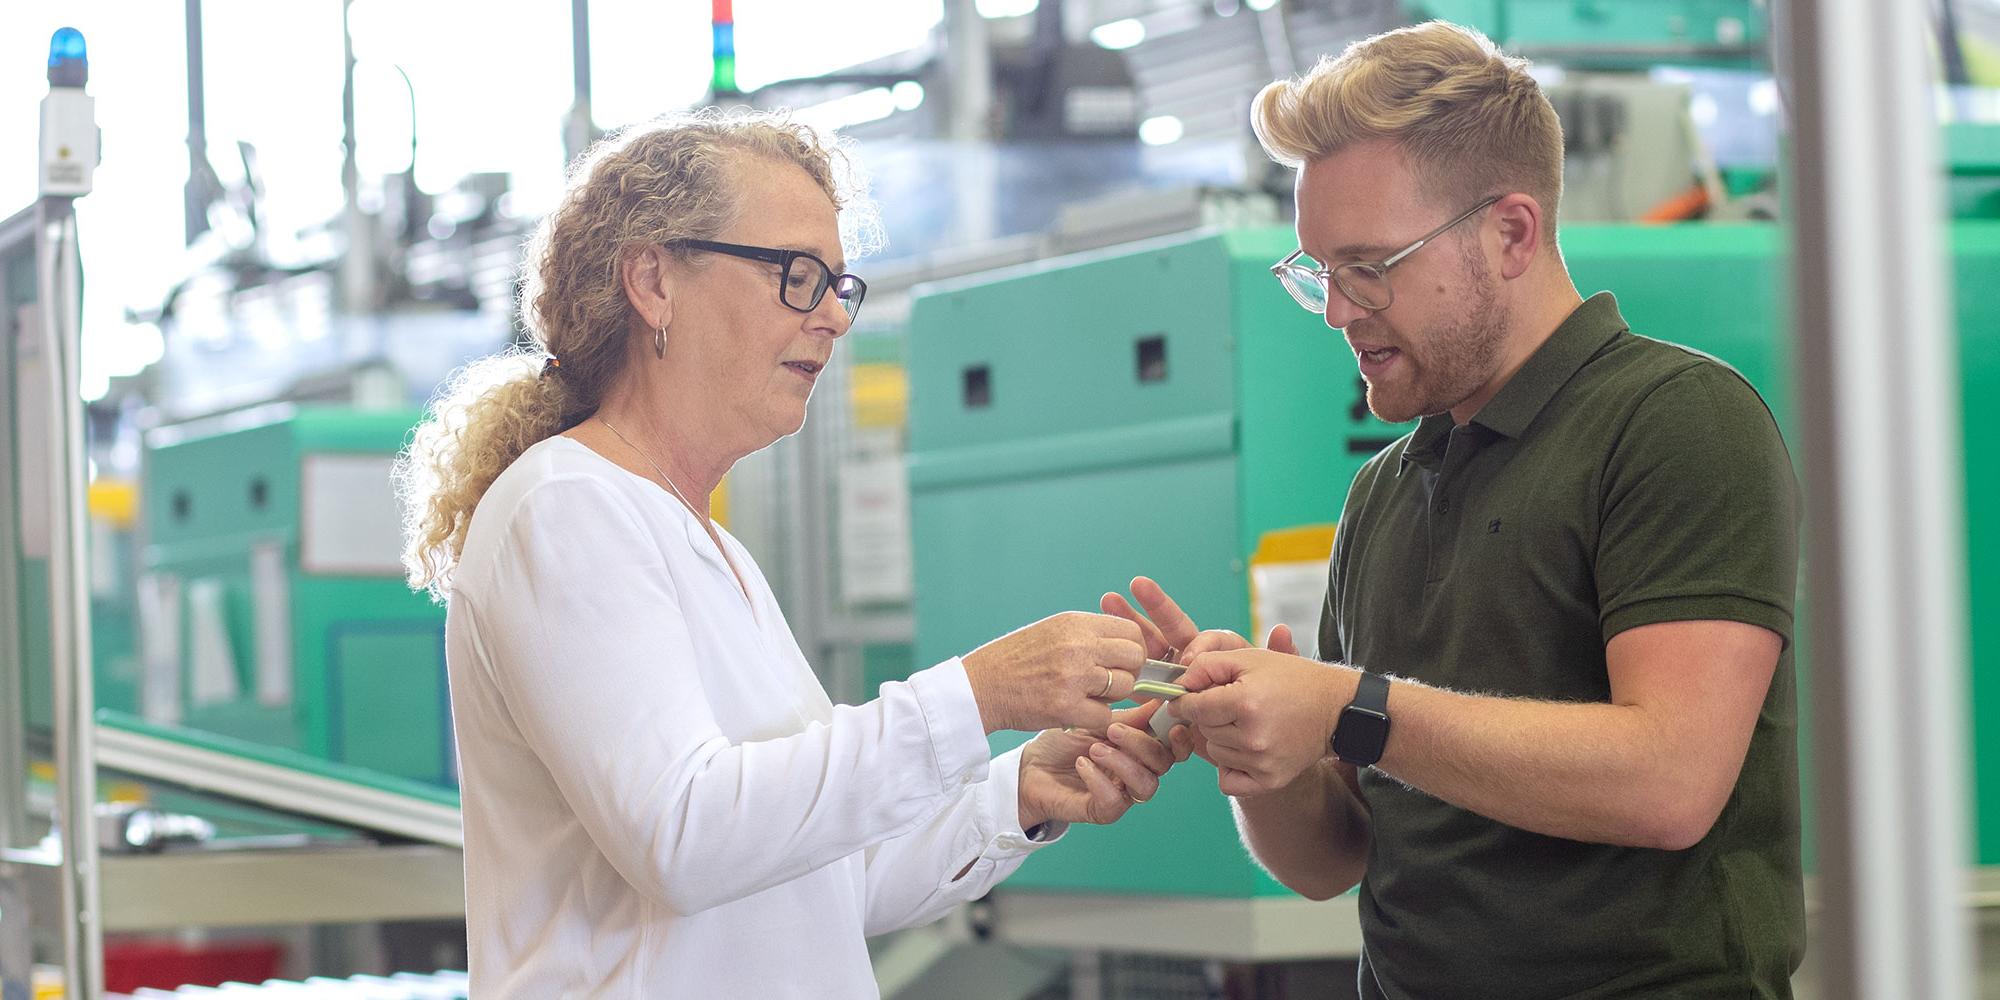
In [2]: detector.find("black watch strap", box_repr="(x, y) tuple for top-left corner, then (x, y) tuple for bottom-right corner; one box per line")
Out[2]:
(1331, 670), (1392, 767)
(1350, 669), (1389, 714)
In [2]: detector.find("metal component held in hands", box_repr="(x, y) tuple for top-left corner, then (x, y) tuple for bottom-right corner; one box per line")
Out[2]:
(1140, 659), (1187, 686)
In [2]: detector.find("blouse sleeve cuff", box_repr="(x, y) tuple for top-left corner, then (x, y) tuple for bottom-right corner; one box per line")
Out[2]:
(981, 743), (1069, 855)
(903, 656), (993, 793)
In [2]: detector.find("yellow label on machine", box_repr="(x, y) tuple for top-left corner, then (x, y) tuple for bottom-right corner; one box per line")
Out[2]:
(1249, 524), (1337, 660)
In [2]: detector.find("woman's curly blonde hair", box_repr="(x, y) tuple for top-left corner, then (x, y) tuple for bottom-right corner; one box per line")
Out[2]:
(395, 108), (869, 602)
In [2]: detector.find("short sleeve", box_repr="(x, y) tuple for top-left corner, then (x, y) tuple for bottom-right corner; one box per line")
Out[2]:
(1595, 363), (1800, 647)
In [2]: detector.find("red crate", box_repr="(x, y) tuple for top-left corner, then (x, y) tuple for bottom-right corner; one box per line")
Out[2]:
(102, 938), (284, 993)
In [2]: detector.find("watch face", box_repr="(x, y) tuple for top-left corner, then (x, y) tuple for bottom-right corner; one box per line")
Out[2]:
(1333, 709), (1390, 765)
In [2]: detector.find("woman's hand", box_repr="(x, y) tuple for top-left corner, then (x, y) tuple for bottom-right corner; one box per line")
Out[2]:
(963, 612), (1146, 734)
(1017, 702), (1178, 830)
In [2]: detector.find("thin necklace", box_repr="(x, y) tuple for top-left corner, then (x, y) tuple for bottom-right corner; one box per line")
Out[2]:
(597, 416), (705, 522)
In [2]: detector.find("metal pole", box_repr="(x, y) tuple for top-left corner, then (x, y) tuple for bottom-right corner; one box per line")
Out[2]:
(1253, 0), (1298, 80)
(571, 0), (590, 102)
(783, 418), (828, 693)
(944, 0), (992, 142)
(1939, 0), (1972, 88)
(338, 0), (373, 313)
(0, 205), (40, 1000)
(564, 0), (594, 166)
(182, 0), (208, 245)
(0, 209), (32, 859)
(1783, 0), (1973, 996)
(943, 0), (999, 247)
(38, 198), (103, 999)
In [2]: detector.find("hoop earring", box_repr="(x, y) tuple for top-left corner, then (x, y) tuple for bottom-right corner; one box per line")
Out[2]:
(653, 324), (666, 360)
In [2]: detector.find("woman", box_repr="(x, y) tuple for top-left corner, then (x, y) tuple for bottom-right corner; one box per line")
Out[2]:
(395, 110), (1175, 997)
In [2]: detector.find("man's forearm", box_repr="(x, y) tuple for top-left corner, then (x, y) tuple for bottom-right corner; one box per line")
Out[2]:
(1232, 757), (1369, 900)
(1376, 681), (1739, 851)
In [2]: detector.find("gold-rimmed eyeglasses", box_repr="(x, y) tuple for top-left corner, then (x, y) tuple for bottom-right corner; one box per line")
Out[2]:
(1271, 196), (1500, 314)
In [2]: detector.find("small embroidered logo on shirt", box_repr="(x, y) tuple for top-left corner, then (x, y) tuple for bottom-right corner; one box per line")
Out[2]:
(1488, 519), (1503, 534)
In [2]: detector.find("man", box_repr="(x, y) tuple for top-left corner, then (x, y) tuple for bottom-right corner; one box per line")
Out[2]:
(1109, 21), (1802, 999)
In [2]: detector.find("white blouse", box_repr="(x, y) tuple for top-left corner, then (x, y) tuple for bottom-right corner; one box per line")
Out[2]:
(445, 436), (1057, 997)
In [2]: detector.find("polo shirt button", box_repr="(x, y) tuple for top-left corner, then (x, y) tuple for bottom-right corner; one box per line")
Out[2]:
(1437, 501), (1450, 514)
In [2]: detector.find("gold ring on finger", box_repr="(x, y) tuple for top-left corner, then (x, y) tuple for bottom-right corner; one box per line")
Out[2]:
(1095, 668), (1114, 699)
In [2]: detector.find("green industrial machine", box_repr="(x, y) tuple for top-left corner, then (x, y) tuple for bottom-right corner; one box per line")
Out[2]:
(1411, 0), (1766, 69)
(1950, 123), (2000, 220)
(135, 407), (453, 788)
(15, 494), (145, 732)
(907, 220), (2000, 898)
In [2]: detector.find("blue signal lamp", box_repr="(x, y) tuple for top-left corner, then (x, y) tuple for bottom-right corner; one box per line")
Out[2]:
(41, 27), (98, 196)
(49, 26), (88, 87)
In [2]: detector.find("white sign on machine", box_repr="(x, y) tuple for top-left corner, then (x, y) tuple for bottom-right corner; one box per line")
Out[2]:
(300, 453), (405, 576)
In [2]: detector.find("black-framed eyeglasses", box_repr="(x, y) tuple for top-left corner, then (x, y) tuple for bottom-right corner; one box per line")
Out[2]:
(1271, 196), (1500, 314)
(673, 239), (868, 320)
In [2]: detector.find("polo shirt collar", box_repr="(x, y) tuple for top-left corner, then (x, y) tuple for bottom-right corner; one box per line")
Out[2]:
(1399, 411), (1454, 473)
(1398, 292), (1629, 472)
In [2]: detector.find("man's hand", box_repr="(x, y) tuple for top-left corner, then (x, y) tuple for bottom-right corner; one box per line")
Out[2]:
(1171, 647), (1356, 796)
(1099, 576), (1201, 661)
(1101, 577), (1305, 767)
(1018, 702), (1178, 828)
(1179, 621), (1300, 661)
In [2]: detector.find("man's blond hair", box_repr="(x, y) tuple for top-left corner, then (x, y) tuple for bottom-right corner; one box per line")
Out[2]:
(1252, 21), (1564, 246)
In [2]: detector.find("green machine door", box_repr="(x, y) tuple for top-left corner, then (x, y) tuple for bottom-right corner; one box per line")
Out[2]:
(141, 407), (453, 788)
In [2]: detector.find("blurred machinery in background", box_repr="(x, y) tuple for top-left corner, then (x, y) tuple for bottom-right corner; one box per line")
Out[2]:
(6, 183), (464, 991)
(901, 213), (1999, 981)
(1413, 0), (1773, 224)
(132, 407), (449, 789)
(1415, 0), (1766, 67)
(15, 403), (452, 791)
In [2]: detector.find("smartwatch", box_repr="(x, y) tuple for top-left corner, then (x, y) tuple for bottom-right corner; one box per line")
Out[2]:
(1330, 670), (1391, 767)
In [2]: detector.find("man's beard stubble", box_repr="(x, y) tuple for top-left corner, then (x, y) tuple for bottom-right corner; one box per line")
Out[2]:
(1364, 258), (1507, 424)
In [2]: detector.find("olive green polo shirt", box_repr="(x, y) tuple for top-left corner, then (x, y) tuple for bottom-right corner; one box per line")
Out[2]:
(1322, 293), (1803, 1000)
